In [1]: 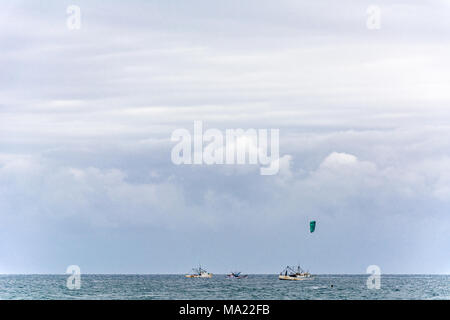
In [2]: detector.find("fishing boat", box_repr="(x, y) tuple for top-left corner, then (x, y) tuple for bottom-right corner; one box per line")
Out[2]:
(226, 271), (248, 279)
(185, 265), (213, 278)
(278, 265), (313, 281)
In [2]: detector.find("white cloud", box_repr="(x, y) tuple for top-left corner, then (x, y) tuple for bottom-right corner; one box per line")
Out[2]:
(320, 152), (359, 169)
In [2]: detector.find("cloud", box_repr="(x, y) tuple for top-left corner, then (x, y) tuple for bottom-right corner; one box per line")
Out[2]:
(320, 152), (359, 168)
(0, 0), (449, 273)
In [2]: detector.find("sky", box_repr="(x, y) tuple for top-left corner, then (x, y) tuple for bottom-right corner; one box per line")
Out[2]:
(0, 0), (449, 274)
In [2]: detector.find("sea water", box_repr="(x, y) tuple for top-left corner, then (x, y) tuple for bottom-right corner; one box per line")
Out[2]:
(0, 274), (448, 300)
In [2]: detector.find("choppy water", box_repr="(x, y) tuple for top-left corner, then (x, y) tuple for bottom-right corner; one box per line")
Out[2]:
(0, 275), (448, 300)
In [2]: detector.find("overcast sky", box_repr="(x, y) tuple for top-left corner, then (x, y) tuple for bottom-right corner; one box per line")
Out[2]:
(0, 0), (449, 274)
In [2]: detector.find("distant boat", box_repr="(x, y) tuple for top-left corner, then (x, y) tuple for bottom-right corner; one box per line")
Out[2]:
(226, 271), (248, 279)
(279, 265), (313, 281)
(185, 265), (213, 278)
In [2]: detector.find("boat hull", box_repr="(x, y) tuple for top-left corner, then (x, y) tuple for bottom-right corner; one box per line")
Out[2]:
(185, 273), (213, 278)
(279, 275), (313, 281)
(227, 275), (248, 279)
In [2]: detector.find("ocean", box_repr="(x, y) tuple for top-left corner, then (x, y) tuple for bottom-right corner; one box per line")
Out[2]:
(0, 274), (448, 300)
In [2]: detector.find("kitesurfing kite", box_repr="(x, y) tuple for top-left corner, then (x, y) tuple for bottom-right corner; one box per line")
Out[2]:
(310, 220), (316, 233)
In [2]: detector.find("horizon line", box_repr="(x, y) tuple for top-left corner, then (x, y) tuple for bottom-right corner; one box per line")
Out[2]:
(1, 273), (449, 276)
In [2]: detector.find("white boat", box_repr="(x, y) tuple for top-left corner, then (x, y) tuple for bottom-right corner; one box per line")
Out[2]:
(185, 266), (213, 278)
(279, 265), (313, 281)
